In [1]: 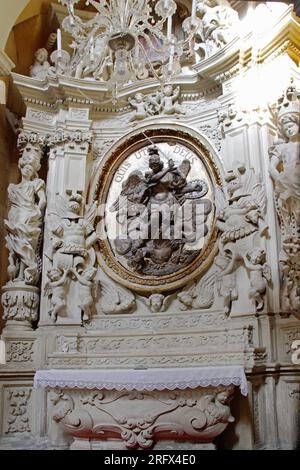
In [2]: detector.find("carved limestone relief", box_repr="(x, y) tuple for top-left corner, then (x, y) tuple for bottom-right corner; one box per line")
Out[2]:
(4, 389), (32, 435)
(95, 127), (220, 295)
(183, 0), (239, 61)
(45, 192), (100, 324)
(49, 386), (235, 450)
(128, 85), (185, 122)
(1, 132), (46, 326)
(269, 82), (300, 317)
(178, 162), (270, 314)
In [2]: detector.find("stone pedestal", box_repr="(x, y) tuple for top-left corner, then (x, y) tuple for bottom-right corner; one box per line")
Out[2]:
(1, 284), (39, 330)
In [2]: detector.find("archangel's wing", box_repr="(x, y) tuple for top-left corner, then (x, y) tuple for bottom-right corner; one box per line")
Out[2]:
(84, 201), (98, 227)
(163, 293), (176, 311)
(47, 195), (68, 234)
(215, 185), (228, 216)
(192, 271), (217, 309)
(110, 171), (145, 212)
(252, 180), (266, 215)
(243, 168), (266, 214)
(178, 159), (191, 179)
(44, 281), (52, 298)
(100, 281), (136, 314)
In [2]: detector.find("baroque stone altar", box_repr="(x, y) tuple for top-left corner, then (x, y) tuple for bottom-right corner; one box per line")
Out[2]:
(34, 367), (246, 450)
(0, 0), (300, 451)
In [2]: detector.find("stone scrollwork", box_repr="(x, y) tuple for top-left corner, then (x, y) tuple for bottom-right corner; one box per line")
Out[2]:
(6, 341), (34, 363)
(5, 389), (32, 435)
(1, 132), (46, 326)
(49, 386), (235, 450)
(269, 82), (300, 317)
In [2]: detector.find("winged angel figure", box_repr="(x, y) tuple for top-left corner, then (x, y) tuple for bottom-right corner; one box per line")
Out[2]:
(110, 145), (212, 276)
(178, 163), (270, 313)
(44, 193), (100, 323)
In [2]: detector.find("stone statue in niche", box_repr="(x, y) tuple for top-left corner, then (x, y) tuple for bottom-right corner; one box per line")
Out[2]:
(30, 48), (50, 80)
(269, 82), (300, 316)
(178, 162), (269, 313)
(46, 193), (100, 323)
(110, 145), (212, 276)
(269, 84), (300, 236)
(5, 143), (46, 285)
(1, 134), (46, 326)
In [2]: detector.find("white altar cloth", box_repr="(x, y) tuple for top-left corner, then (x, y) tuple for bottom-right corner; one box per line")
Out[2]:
(34, 366), (248, 396)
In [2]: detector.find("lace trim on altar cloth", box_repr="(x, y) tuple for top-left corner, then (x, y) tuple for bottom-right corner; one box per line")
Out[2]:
(34, 366), (248, 396)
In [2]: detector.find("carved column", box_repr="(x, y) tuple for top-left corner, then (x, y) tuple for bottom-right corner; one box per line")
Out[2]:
(1, 131), (47, 331)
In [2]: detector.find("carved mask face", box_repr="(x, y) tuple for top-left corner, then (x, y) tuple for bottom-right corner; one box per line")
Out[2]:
(217, 391), (229, 404)
(150, 295), (164, 311)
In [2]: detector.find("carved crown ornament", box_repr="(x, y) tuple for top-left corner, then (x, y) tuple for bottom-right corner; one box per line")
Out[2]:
(91, 124), (222, 294)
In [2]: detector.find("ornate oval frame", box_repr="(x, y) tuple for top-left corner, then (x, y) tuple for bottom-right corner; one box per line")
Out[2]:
(92, 124), (222, 294)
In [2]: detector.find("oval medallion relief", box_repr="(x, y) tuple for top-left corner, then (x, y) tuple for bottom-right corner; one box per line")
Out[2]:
(94, 126), (221, 293)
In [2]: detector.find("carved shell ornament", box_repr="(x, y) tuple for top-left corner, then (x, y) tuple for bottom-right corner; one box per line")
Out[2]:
(92, 125), (222, 294)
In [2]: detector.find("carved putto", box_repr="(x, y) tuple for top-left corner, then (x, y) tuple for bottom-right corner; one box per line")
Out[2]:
(129, 85), (185, 122)
(269, 82), (300, 316)
(110, 145), (212, 277)
(30, 48), (50, 80)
